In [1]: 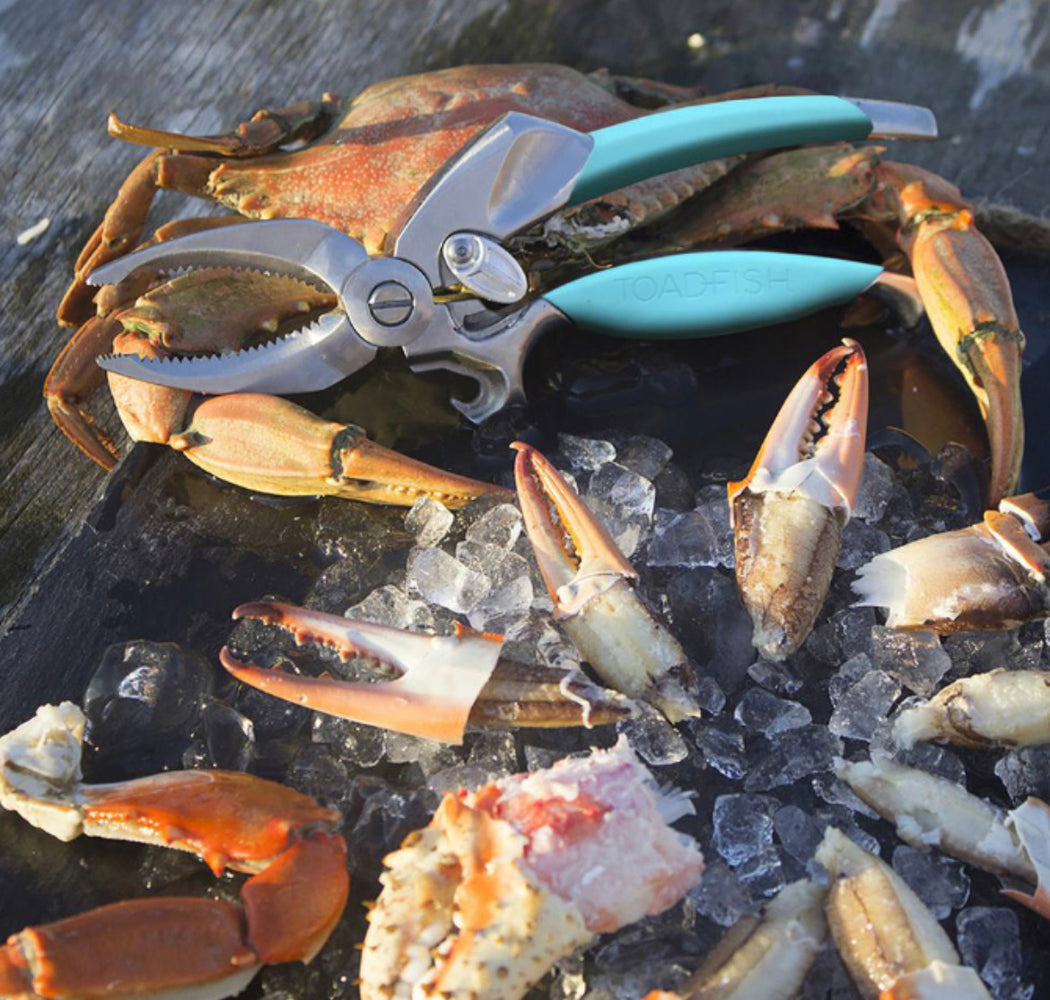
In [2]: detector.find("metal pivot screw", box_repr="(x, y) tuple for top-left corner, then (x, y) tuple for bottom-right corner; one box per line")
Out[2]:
(367, 280), (414, 326)
(447, 235), (480, 268)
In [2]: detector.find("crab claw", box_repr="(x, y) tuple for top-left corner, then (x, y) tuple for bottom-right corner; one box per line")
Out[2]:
(513, 442), (701, 722)
(360, 738), (704, 1000)
(729, 339), (868, 659)
(853, 490), (1050, 632)
(0, 703), (348, 1000)
(1002, 798), (1050, 921)
(222, 602), (632, 744)
(169, 394), (507, 507)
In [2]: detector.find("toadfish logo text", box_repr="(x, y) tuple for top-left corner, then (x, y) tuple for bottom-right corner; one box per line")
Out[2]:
(612, 268), (792, 302)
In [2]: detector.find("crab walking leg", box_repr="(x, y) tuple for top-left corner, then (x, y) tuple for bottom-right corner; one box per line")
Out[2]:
(169, 394), (506, 507)
(853, 490), (1050, 632)
(729, 339), (868, 660)
(512, 442), (701, 722)
(222, 602), (633, 744)
(815, 828), (991, 1000)
(360, 737), (704, 1000)
(0, 703), (349, 1000)
(644, 879), (827, 1000)
(893, 669), (1050, 749)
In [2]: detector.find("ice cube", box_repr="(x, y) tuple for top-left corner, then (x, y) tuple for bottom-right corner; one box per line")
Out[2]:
(805, 605), (875, 667)
(684, 860), (755, 927)
(746, 658), (804, 696)
(744, 726), (842, 792)
(617, 435), (673, 480)
(345, 584), (435, 632)
(194, 698), (255, 771)
(735, 844), (786, 898)
(836, 519), (891, 570)
(870, 626), (951, 696)
(617, 702), (690, 766)
(405, 546), (489, 614)
(686, 718), (748, 780)
(853, 452), (897, 523)
(956, 907), (1034, 1000)
(557, 433), (616, 472)
(464, 502), (523, 550)
(773, 804), (822, 865)
(891, 845), (970, 919)
(587, 463), (656, 522)
(404, 496), (454, 547)
(712, 793), (779, 866)
(828, 659), (902, 743)
(312, 714), (386, 769)
(733, 688), (812, 737)
(284, 743), (350, 805)
(995, 745), (1050, 805)
(646, 501), (732, 569)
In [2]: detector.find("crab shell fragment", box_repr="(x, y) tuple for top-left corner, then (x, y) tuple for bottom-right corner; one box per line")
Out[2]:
(360, 737), (704, 1000)
(853, 489), (1050, 632)
(729, 338), (868, 660)
(815, 828), (992, 1000)
(0, 703), (349, 1000)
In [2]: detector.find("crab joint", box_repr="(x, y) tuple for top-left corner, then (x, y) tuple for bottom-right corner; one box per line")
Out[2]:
(0, 703), (349, 1000)
(729, 339), (868, 660)
(853, 491), (1050, 632)
(513, 442), (701, 722)
(815, 828), (991, 1000)
(893, 668), (1050, 750)
(222, 602), (633, 744)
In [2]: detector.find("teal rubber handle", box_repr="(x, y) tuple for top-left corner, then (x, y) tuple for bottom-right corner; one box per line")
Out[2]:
(542, 252), (882, 339)
(568, 96), (872, 206)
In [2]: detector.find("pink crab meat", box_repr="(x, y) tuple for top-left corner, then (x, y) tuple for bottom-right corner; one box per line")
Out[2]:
(469, 736), (704, 933)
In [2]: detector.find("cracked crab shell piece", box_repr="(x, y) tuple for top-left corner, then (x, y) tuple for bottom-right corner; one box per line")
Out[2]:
(360, 737), (704, 1000)
(833, 756), (1035, 882)
(853, 505), (1050, 632)
(893, 669), (1050, 749)
(513, 442), (700, 722)
(814, 828), (988, 1000)
(1001, 797), (1050, 920)
(660, 879), (827, 1000)
(729, 339), (868, 660)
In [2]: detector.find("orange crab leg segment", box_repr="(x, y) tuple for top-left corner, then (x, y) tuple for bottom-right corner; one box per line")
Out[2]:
(222, 602), (504, 744)
(513, 442), (700, 722)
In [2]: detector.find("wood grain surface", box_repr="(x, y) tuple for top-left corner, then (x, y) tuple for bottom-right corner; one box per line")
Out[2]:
(2, 0), (1048, 627)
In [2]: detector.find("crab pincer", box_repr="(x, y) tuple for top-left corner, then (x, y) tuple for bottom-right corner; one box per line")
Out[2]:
(221, 601), (633, 744)
(512, 442), (701, 722)
(853, 487), (1050, 633)
(0, 703), (349, 1000)
(360, 737), (705, 1000)
(729, 338), (868, 660)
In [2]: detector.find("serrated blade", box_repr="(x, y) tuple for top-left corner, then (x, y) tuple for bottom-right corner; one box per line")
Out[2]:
(97, 312), (376, 394)
(87, 218), (369, 292)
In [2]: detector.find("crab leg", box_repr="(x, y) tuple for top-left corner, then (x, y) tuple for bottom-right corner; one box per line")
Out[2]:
(0, 703), (349, 1000)
(815, 828), (991, 1000)
(853, 489), (1050, 632)
(834, 755), (1050, 924)
(893, 669), (1050, 750)
(512, 442), (701, 722)
(360, 737), (704, 1000)
(222, 601), (632, 744)
(168, 394), (505, 507)
(729, 338), (868, 660)
(647, 879), (827, 1000)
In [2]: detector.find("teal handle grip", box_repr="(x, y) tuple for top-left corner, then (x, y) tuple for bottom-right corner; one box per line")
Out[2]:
(542, 252), (882, 339)
(568, 96), (872, 206)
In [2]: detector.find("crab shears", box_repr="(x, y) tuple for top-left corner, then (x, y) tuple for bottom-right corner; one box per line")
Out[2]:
(93, 94), (935, 421)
